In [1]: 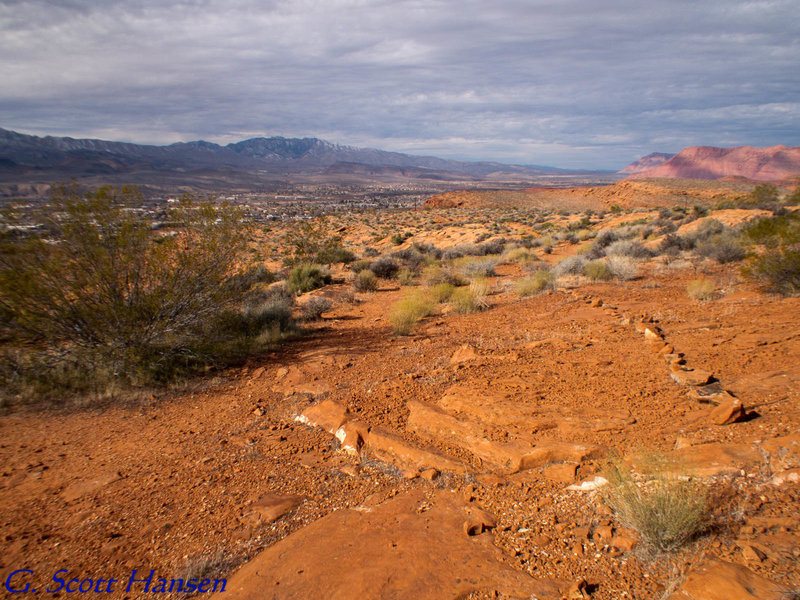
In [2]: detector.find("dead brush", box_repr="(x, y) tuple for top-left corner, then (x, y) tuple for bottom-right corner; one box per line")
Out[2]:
(602, 453), (710, 554)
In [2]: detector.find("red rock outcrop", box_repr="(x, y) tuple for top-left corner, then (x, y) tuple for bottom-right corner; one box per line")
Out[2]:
(628, 145), (800, 182)
(618, 152), (674, 174)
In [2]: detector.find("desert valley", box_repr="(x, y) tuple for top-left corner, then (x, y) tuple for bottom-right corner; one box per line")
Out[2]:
(1, 128), (799, 600)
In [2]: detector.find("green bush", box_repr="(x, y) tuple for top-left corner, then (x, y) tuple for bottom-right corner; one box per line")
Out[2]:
(286, 264), (331, 294)
(584, 260), (612, 281)
(353, 269), (378, 292)
(370, 256), (399, 279)
(0, 184), (268, 394)
(743, 249), (800, 295)
(514, 270), (554, 296)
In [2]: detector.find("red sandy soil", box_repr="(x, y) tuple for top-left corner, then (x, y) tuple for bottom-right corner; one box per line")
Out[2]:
(2, 232), (800, 600)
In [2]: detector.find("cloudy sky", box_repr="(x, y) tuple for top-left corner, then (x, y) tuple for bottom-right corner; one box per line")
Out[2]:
(1, 0), (798, 169)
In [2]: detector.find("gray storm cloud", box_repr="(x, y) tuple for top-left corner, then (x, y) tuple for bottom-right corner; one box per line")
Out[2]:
(0, 0), (798, 169)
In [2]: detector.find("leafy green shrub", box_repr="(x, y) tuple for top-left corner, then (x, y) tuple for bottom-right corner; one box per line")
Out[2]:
(388, 291), (436, 335)
(514, 270), (553, 296)
(743, 249), (800, 295)
(602, 454), (709, 554)
(686, 279), (715, 301)
(448, 288), (482, 314)
(429, 282), (455, 303)
(584, 260), (612, 281)
(0, 185), (265, 393)
(287, 264), (331, 294)
(353, 269), (378, 292)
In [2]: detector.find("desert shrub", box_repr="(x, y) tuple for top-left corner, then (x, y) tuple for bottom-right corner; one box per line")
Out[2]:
(686, 279), (715, 301)
(392, 247), (426, 270)
(576, 229), (595, 241)
(606, 239), (654, 259)
(391, 231), (411, 245)
(388, 291), (436, 335)
(594, 229), (620, 248)
(658, 233), (690, 256)
(460, 257), (497, 278)
(552, 255), (587, 278)
(478, 238), (506, 255)
(786, 186), (800, 206)
(287, 264), (331, 294)
(602, 455), (710, 554)
(300, 296), (332, 321)
(743, 249), (800, 295)
(411, 242), (443, 259)
(751, 183), (779, 204)
(370, 256), (399, 279)
(396, 267), (416, 286)
(284, 217), (353, 266)
(448, 288), (482, 314)
(353, 269), (378, 292)
(742, 212), (800, 247)
(350, 259), (372, 273)
(514, 270), (554, 296)
(695, 233), (746, 263)
(502, 247), (534, 264)
(429, 282), (455, 303)
(422, 264), (465, 287)
(584, 260), (612, 281)
(469, 276), (492, 299)
(240, 286), (295, 336)
(606, 256), (639, 280)
(687, 218), (726, 243)
(362, 246), (380, 258)
(0, 185), (271, 393)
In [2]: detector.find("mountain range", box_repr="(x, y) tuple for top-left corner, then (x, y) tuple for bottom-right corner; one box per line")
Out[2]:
(0, 128), (601, 190)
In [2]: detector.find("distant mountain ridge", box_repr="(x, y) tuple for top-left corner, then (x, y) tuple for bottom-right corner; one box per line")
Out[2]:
(626, 145), (800, 182)
(0, 127), (590, 181)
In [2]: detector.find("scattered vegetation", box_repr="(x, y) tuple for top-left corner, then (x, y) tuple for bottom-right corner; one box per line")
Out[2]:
(300, 296), (332, 321)
(584, 259), (612, 281)
(448, 287), (483, 314)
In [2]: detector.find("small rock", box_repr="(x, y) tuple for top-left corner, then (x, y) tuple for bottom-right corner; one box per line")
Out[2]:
(741, 543), (767, 563)
(543, 462), (578, 483)
(464, 506), (497, 536)
(671, 368), (713, 387)
(710, 396), (746, 425)
(593, 525), (613, 542)
(420, 468), (440, 481)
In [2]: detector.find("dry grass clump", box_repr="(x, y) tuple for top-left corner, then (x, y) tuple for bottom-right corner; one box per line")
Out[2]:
(300, 296), (332, 321)
(429, 282), (456, 303)
(396, 267), (416, 286)
(469, 276), (492, 299)
(686, 278), (715, 301)
(514, 269), (554, 296)
(448, 287), (484, 314)
(552, 255), (587, 279)
(584, 259), (612, 281)
(388, 290), (436, 335)
(602, 454), (710, 554)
